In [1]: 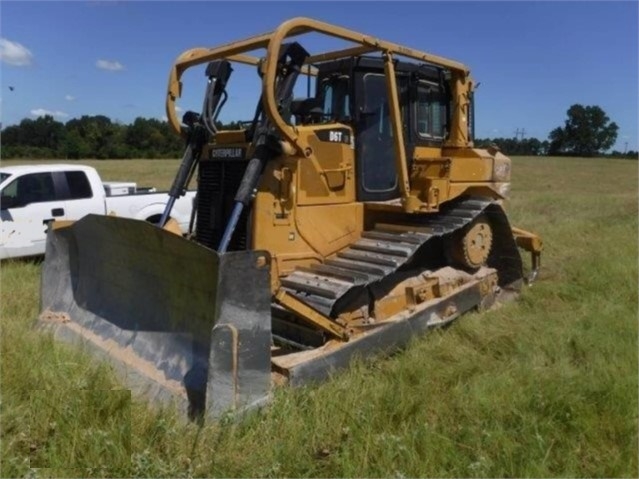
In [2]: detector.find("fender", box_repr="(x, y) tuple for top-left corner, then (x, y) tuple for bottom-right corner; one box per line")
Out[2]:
(134, 195), (194, 233)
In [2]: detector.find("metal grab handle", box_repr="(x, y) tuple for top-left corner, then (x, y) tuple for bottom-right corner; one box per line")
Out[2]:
(320, 165), (352, 189)
(320, 165), (352, 174)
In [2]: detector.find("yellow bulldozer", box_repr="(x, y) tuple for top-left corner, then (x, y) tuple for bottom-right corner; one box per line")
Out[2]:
(39, 17), (542, 420)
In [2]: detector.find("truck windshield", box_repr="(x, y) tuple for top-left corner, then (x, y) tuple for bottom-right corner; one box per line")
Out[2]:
(0, 173), (11, 183)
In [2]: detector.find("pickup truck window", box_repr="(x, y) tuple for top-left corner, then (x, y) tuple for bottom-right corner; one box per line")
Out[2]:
(1, 172), (56, 208)
(65, 171), (93, 199)
(0, 173), (11, 183)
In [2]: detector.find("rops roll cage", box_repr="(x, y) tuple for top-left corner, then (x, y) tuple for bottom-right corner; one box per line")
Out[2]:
(165, 17), (474, 220)
(167, 17), (472, 144)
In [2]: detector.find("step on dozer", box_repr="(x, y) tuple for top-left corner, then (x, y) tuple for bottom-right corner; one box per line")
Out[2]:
(39, 17), (542, 420)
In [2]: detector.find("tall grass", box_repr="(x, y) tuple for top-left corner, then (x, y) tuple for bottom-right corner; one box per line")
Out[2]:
(1, 156), (637, 477)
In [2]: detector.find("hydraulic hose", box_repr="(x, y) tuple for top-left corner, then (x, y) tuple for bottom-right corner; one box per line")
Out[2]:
(218, 146), (269, 253)
(159, 143), (196, 227)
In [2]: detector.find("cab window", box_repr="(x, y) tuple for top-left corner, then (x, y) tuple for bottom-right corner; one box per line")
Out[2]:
(321, 76), (350, 122)
(1, 172), (56, 208)
(65, 171), (93, 200)
(415, 80), (446, 139)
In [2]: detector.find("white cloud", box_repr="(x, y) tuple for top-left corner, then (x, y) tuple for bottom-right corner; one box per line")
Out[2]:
(0, 38), (34, 66)
(96, 59), (124, 71)
(65, 94), (75, 101)
(30, 108), (69, 118)
(175, 106), (184, 113)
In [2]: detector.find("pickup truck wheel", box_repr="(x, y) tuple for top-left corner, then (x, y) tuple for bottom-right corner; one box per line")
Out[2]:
(146, 214), (163, 226)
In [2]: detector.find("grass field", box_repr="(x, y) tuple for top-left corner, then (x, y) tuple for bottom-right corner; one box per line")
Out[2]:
(1, 156), (637, 477)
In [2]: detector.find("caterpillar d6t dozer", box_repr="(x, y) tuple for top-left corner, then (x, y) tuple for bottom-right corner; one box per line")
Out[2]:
(40, 17), (542, 420)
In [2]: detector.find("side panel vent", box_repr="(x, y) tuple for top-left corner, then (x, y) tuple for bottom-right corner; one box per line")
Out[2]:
(195, 160), (250, 251)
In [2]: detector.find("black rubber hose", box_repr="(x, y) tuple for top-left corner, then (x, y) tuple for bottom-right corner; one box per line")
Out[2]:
(234, 153), (266, 206)
(159, 143), (196, 227)
(168, 143), (195, 199)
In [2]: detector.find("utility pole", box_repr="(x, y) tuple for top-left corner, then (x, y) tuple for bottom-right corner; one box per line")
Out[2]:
(514, 128), (526, 141)
(624, 142), (628, 154)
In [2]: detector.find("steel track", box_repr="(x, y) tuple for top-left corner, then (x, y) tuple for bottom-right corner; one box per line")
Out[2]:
(279, 197), (523, 317)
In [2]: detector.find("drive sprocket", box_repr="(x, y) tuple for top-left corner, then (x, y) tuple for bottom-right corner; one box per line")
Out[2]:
(448, 214), (493, 269)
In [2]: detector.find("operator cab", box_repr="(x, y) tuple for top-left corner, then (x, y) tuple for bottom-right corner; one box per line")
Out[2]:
(293, 57), (453, 202)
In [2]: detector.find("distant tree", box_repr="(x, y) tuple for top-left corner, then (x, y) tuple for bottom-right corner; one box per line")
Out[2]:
(1, 124), (22, 146)
(1, 114), (189, 159)
(1, 115), (67, 158)
(65, 115), (120, 159)
(215, 120), (244, 130)
(63, 129), (91, 159)
(540, 140), (550, 156)
(126, 117), (183, 158)
(609, 149), (638, 160)
(548, 104), (618, 157)
(3, 115), (66, 151)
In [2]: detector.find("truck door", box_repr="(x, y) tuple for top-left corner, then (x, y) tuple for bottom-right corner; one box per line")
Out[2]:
(0, 172), (66, 259)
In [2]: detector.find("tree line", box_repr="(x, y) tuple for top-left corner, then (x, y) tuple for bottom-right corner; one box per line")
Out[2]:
(1, 104), (636, 159)
(476, 104), (635, 158)
(1, 115), (185, 160)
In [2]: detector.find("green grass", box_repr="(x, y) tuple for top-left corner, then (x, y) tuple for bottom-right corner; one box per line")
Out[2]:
(1, 156), (637, 477)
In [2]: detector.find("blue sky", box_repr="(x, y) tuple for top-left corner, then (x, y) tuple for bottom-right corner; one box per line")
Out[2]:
(1, 1), (637, 151)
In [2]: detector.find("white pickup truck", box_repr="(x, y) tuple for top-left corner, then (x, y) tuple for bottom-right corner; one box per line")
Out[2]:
(0, 164), (195, 259)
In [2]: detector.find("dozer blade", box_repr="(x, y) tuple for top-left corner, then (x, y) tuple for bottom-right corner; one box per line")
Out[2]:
(39, 215), (272, 419)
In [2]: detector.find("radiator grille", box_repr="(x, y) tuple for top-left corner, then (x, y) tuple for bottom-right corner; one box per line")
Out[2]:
(195, 160), (249, 251)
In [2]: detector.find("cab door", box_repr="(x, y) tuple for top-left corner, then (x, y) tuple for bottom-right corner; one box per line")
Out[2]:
(0, 172), (66, 258)
(354, 70), (410, 202)
(354, 72), (396, 202)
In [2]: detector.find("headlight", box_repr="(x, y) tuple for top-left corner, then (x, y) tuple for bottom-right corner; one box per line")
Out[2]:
(492, 159), (511, 182)
(498, 182), (511, 198)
